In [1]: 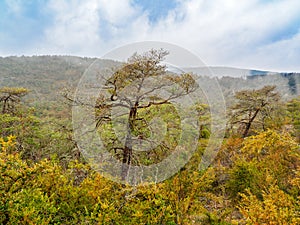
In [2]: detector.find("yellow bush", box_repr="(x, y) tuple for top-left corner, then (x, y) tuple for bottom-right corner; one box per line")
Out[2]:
(0, 135), (16, 151)
(239, 185), (300, 225)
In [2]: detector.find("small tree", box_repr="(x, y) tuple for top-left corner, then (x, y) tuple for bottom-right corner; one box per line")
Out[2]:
(229, 85), (280, 137)
(0, 87), (29, 114)
(95, 49), (198, 181)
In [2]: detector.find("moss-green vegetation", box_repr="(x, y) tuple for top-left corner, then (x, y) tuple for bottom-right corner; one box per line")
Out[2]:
(0, 51), (299, 224)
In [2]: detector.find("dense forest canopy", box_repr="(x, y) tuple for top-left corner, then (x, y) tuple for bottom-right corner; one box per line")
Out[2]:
(0, 51), (299, 224)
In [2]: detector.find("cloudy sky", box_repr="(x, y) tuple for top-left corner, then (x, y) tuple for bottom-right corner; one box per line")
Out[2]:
(1, 0), (300, 72)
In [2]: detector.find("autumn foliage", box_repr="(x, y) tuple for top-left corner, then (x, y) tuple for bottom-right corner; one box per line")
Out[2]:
(0, 52), (299, 224)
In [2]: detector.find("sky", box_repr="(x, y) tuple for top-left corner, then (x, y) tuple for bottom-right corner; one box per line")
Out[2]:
(0, 0), (300, 72)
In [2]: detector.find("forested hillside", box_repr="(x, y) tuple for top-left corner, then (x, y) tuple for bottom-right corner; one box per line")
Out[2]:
(0, 56), (299, 103)
(0, 53), (299, 224)
(0, 56), (117, 102)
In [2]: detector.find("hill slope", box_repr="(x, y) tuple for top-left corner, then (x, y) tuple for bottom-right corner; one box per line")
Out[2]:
(0, 56), (299, 104)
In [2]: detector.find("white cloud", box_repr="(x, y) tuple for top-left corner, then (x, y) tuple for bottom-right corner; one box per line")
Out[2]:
(3, 0), (300, 71)
(239, 31), (300, 72)
(41, 0), (103, 55)
(41, 0), (149, 56)
(97, 0), (137, 25)
(141, 0), (300, 70)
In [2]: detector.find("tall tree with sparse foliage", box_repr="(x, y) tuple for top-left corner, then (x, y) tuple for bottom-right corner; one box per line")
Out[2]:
(95, 49), (198, 180)
(229, 85), (280, 137)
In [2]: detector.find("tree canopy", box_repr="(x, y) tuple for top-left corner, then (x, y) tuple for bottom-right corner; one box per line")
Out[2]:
(0, 87), (29, 114)
(229, 85), (280, 137)
(95, 49), (198, 181)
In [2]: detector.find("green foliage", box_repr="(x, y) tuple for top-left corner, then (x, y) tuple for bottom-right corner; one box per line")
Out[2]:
(229, 85), (280, 137)
(0, 81), (299, 224)
(94, 49), (200, 180)
(241, 130), (299, 189)
(225, 129), (300, 201)
(226, 160), (261, 199)
(0, 88), (79, 166)
(6, 188), (58, 225)
(1, 126), (300, 224)
(1, 138), (94, 224)
(0, 137), (228, 224)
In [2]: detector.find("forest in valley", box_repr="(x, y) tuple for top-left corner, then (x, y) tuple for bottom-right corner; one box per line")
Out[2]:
(0, 50), (300, 224)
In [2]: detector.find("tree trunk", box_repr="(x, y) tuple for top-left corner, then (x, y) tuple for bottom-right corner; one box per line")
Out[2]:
(243, 122), (252, 138)
(121, 106), (137, 181)
(243, 108), (260, 137)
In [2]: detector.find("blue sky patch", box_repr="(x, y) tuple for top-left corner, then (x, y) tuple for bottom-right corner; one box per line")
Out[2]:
(133, 0), (178, 23)
(0, 0), (52, 52)
(269, 22), (300, 43)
